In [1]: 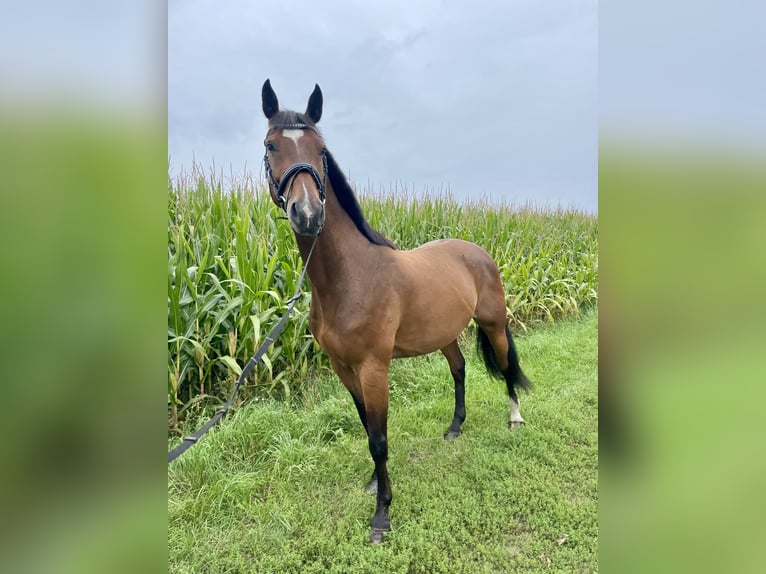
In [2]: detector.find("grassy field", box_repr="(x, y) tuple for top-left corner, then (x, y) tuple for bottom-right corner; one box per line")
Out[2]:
(168, 309), (597, 573)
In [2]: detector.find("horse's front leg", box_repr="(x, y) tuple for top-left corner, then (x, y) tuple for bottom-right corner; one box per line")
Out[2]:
(330, 357), (378, 493)
(350, 393), (378, 494)
(357, 357), (392, 544)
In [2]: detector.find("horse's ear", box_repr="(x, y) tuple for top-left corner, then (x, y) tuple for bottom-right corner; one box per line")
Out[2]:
(306, 84), (323, 123)
(262, 79), (279, 119)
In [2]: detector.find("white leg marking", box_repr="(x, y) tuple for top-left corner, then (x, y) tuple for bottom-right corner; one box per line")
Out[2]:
(510, 398), (524, 426)
(282, 129), (304, 147)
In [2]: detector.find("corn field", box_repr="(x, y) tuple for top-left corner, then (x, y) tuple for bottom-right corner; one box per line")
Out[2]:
(168, 166), (598, 429)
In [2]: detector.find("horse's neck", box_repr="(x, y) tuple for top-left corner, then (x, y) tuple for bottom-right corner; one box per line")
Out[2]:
(294, 182), (377, 297)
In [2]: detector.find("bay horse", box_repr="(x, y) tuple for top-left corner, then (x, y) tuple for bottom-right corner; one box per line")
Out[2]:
(260, 79), (532, 544)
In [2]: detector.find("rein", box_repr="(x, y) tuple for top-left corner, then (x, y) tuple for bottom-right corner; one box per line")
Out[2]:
(168, 235), (318, 464)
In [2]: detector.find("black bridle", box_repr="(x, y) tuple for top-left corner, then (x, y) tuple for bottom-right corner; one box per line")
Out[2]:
(263, 125), (328, 211)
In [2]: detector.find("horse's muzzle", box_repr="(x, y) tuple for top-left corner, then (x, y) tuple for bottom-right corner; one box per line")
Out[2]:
(288, 199), (325, 237)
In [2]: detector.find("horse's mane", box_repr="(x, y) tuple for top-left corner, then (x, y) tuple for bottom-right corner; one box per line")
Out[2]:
(268, 110), (396, 250)
(325, 151), (397, 249)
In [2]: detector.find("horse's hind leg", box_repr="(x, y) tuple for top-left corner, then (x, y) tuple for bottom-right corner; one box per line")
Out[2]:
(500, 324), (529, 429)
(441, 339), (466, 440)
(475, 316), (531, 430)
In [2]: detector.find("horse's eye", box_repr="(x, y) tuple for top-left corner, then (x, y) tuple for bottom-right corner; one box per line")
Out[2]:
(265, 142), (277, 153)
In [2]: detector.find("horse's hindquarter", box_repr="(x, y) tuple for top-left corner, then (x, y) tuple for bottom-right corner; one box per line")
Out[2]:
(391, 239), (499, 358)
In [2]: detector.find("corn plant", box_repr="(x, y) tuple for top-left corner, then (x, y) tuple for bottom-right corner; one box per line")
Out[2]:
(168, 168), (597, 429)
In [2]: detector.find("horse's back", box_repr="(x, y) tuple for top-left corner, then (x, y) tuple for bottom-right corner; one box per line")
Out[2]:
(405, 238), (500, 281)
(411, 237), (493, 256)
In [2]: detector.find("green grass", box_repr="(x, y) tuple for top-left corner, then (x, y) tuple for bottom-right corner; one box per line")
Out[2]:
(168, 166), (598, 428)
(168, 310), (597, 573)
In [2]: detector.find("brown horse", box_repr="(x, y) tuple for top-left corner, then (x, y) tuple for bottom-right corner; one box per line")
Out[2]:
(260, 79), (532, 544)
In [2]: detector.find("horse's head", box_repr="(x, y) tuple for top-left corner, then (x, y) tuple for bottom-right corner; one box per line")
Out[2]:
(261, 79), (327, 237)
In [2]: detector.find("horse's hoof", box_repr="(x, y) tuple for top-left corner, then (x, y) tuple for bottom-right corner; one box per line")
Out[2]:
(369, 529), (386, 544)
(444, 430), (461, 441)
(364, 478), (378, 495)
(509, 420), (525, 429)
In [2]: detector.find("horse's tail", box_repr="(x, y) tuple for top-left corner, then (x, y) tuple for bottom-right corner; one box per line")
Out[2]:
(476, 324), (532, 393)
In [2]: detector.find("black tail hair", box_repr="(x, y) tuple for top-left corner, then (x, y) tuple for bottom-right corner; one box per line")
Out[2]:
(476, 324), (532, 393)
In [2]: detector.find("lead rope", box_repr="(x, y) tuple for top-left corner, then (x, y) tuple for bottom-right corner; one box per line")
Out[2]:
(168, 236), (318, 463)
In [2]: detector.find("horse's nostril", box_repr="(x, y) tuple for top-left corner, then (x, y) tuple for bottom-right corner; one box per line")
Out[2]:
(290, 202), (299, 219)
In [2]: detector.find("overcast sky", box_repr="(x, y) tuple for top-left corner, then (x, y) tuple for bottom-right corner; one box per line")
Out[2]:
(169, 0), (598, 211)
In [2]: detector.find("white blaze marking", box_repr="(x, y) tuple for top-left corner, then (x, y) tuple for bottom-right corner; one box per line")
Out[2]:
(282, 129), (304, 147)
(302, 182), (313, 217)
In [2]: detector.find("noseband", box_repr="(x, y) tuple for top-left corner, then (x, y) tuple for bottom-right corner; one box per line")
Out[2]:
(263, 126), (328, 211)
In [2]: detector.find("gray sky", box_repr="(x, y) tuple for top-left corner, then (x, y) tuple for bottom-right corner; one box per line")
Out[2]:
(599, 0), (766, 148)
(169, 0), (598, 212)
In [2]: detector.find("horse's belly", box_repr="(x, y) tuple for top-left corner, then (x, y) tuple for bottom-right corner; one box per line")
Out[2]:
(392, 311), (472, 358)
